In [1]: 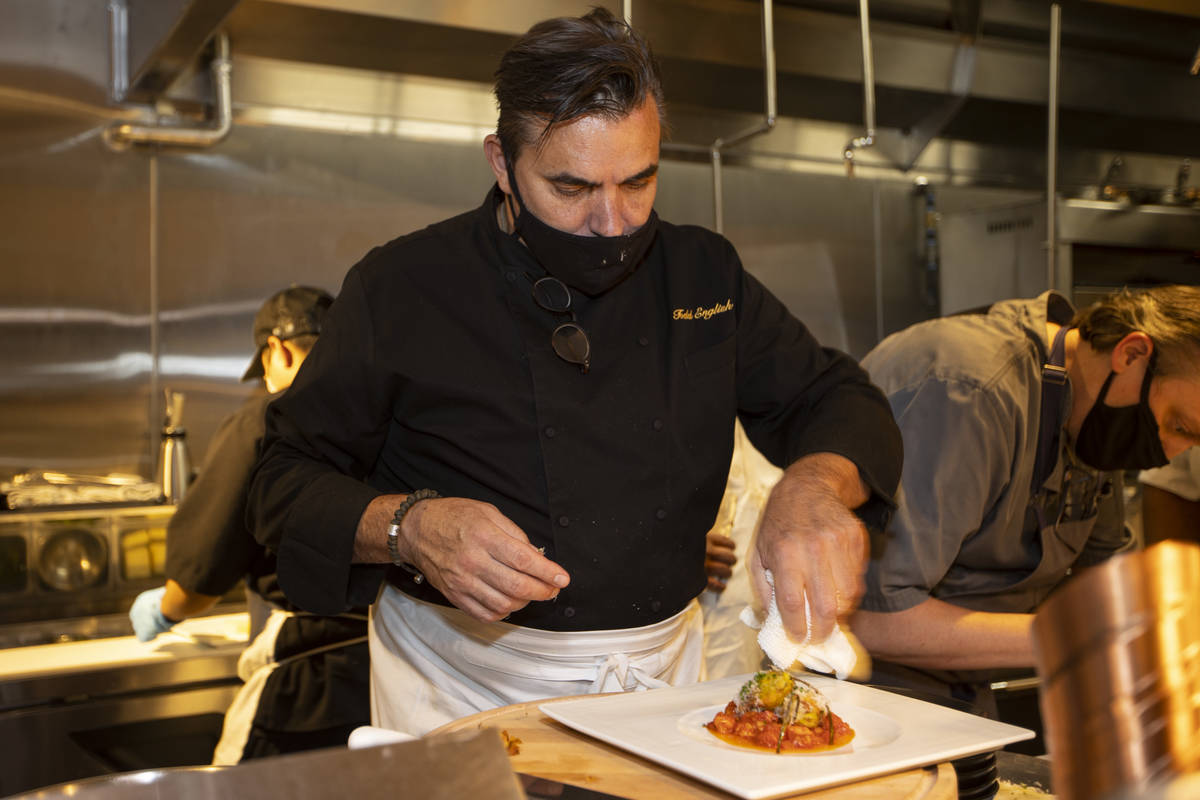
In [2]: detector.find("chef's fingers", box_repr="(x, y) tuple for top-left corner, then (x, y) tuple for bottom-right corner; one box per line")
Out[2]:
(705, 560), (734, 580)
(768, 541), (819, 641)
(775, 513), (867, 642)
(745, 546), (774, 614)
(483, 508), (572, 592)
(705, 532), (738, 566)
(707, 532), (737, 549)
(428, 537), (564, 622)
(402, 498), (566, 619)
(487, 535), (570, 597)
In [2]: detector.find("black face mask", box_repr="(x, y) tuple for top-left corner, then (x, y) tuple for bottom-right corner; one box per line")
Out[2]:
(504, 159), (659, 297)
(1074, 360), (1168, 471)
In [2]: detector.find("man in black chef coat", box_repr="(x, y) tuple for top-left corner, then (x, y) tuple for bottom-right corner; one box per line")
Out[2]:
(130, 285), (370, 762)
(247, 9), (902, 735)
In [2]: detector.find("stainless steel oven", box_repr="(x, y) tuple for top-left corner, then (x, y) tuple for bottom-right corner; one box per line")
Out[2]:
(0, 505), (174, 646)
(0, 505), (249, 795)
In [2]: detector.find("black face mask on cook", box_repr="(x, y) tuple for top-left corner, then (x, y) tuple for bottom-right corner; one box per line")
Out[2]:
(504, 157), (659, 297)
(1074, 357), (1169, 471)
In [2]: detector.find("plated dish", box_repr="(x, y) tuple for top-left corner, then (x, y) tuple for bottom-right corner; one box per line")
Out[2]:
(540, 673), (1034, 800)
(706, 669), (855, 753)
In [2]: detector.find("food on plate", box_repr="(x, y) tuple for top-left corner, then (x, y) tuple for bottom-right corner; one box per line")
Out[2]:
(705, 669), (855, 753)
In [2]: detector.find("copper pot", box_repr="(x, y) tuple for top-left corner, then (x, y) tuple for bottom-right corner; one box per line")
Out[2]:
(1031, 540), (1200, 800)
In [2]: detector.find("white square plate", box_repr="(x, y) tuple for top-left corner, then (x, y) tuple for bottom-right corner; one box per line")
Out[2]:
(539, 674), (1034, 800)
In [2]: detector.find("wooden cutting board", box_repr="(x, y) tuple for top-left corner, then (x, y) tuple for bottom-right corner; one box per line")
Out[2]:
(430, 696), (956, 800)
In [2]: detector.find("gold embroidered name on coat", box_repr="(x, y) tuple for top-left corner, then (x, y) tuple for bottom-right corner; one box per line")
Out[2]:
(673, 299), (734, 321)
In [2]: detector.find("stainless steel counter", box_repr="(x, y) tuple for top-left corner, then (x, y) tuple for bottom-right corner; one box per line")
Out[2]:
(0, 614), (248, 796)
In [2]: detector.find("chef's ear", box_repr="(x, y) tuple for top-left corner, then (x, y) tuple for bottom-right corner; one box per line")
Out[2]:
(484, 134), (511, 193)
(1109, 331), (1153, 373)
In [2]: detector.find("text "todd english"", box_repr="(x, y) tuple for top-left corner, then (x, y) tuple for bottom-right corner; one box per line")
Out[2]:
(673, 300), (734, 321)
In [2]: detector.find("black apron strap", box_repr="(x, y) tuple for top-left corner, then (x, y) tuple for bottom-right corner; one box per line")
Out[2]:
(1032, 325), (1071, 501)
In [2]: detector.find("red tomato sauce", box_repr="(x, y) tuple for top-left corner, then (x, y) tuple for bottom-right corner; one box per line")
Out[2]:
(705, 701), (855, 753)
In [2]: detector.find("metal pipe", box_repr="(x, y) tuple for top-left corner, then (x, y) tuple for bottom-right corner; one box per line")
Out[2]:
(710, 0), (776, 234)
(107, 0), (128, 103)
(148, 154), (161, 472)
(105, 33), (232, 149)
(843, 0), (877, 176)
(1046, 4), (1061, 292)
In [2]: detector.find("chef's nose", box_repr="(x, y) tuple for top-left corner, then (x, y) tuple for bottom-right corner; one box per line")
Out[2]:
(588, 189), (626, 238)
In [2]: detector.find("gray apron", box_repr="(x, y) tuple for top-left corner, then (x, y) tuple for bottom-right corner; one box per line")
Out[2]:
(868, 326), (1115, 714)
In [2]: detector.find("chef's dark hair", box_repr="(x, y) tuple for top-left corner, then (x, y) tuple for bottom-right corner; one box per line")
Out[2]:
(494, 7), (666, 160)
(1073, 284), (1200, 377)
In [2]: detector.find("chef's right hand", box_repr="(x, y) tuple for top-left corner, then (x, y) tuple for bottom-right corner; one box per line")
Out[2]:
(129, 586), (176, 642)
(394, 496), (570, 623)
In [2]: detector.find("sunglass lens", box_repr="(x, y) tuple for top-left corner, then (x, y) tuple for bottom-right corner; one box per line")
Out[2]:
(532, 277), (572, 313)
(552, 324), (590, 372)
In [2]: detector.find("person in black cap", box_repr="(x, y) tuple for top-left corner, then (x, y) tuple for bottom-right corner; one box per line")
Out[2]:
(129, 285), (370, 764)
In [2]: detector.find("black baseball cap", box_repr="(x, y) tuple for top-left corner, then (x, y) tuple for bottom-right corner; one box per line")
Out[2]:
(241, 285), (334, 382)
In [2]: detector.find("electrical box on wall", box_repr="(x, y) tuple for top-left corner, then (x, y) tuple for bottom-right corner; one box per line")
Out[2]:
(938, 202), (1049, 316)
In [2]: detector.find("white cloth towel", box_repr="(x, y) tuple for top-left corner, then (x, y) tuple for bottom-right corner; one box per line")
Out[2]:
(739, 570), (857, 680)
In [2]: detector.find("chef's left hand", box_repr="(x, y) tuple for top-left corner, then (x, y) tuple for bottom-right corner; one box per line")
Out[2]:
(751, 452), (869, 643)
(705, 531), (737, 593)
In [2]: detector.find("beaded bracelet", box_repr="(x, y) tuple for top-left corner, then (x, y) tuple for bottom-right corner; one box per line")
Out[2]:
(386, 489), (441, 584)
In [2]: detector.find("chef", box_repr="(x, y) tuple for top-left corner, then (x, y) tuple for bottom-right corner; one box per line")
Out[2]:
(851, 285), (1200, 713)
(247, 8), (902, 736)
(129, 285), (370, 763)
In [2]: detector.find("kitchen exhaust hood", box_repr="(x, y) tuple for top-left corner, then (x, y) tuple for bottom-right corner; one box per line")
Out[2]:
(110, 0), (1200, 165)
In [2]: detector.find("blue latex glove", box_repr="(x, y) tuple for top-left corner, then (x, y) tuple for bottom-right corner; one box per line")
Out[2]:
(129, 586), (175, 642)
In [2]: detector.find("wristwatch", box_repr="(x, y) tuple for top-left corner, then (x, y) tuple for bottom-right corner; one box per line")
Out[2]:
(386, 489), (441, 584)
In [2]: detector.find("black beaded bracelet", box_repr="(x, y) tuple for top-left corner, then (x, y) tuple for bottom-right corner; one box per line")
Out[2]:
(386, 489), (441, 584)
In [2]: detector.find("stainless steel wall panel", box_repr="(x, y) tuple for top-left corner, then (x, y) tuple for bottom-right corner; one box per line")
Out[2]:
(0, 110), (153, 476)
(711, 166), (886, 358)
(152, 126), (497, 462)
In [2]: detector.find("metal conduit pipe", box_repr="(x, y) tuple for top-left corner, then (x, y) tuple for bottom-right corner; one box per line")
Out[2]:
(1047, 4), (1062, 292)
(105, 33), (232, 149)
(710, 0), (776, 235)
(843, 0), (877, 177)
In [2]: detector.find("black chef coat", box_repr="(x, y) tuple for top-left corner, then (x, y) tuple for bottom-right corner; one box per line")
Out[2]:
(165, 391), (369, 756)
(167, 391), (283, 603)
(248, 186), (902, 631)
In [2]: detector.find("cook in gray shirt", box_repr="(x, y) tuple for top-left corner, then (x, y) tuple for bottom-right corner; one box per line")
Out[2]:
(849, 288), (1200, 711)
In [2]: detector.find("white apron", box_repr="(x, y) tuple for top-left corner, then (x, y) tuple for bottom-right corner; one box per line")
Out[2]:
(369, 585), (706, 736)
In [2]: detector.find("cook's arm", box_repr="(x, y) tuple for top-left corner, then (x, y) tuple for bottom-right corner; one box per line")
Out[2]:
(851, 600), (1034, 669)
(161, 579), (220, 620)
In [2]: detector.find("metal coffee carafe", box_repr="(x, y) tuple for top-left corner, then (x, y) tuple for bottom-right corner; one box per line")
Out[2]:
(155, 389), (192, 503)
